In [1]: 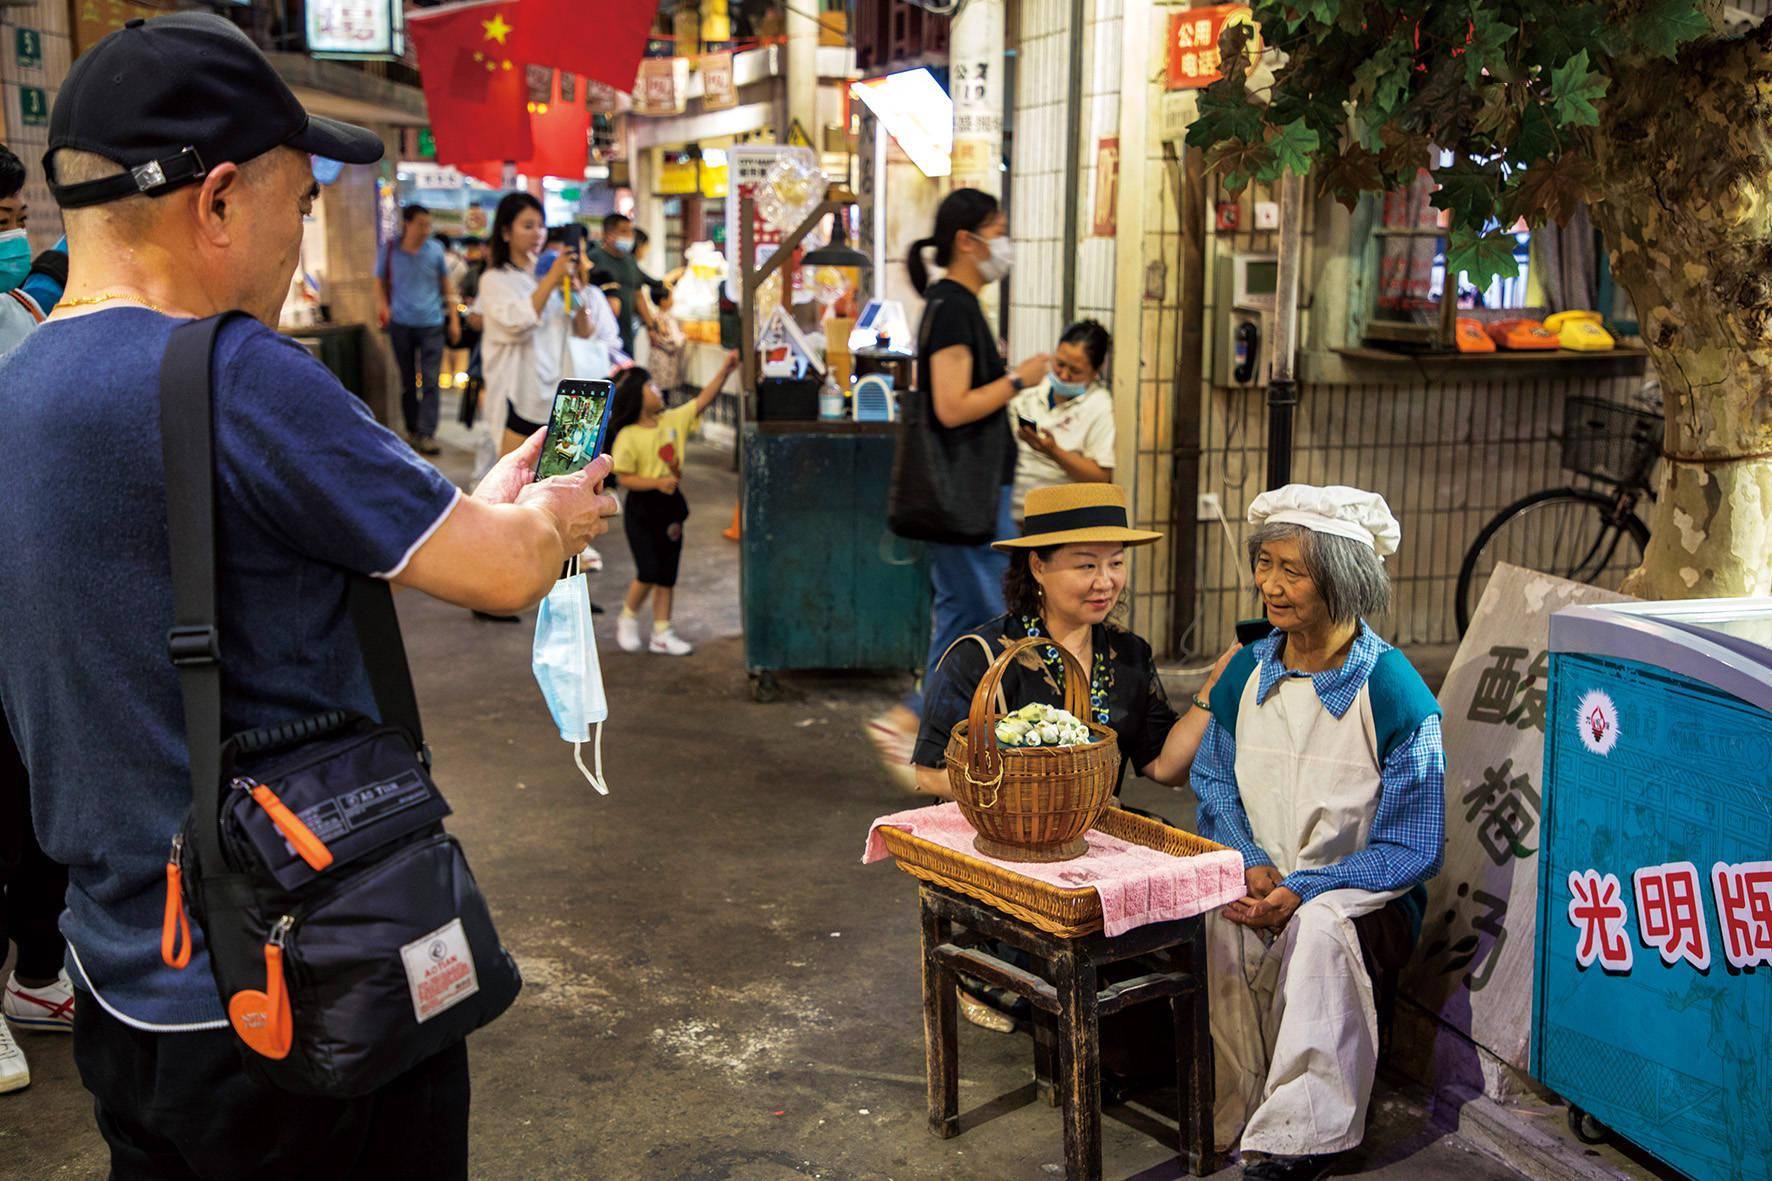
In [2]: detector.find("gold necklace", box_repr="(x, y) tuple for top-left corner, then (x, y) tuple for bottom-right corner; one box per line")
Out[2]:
(57, 292), (171, 314)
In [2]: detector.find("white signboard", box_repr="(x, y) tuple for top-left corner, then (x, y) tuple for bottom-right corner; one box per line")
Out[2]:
(306, 0), (403, 58)
(1401, 562), (1631, 1072)
(723, 143), (815, 302)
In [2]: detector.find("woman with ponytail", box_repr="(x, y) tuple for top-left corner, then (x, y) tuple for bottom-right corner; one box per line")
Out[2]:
(870, 188), (1053, 790)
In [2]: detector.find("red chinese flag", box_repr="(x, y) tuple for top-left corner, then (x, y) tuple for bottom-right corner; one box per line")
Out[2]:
(520, 73), (592, 179)
(512, 0), (660, 90)
(409, 2), (534, 166)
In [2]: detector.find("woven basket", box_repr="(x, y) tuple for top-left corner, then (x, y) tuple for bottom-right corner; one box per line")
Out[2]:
(943, 636), (1119, 862)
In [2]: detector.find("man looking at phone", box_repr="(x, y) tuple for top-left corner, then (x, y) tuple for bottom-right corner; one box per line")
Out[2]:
(376, 203), (459, 456)
(0, 15), (617, 1177)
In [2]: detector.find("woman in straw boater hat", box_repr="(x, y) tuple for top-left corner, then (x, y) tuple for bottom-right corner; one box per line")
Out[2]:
(910, 482), (1237, 1034)
(911, 483), (1236, 800)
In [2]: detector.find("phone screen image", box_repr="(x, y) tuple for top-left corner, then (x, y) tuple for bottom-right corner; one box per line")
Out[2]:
(536, 380), (613, 481)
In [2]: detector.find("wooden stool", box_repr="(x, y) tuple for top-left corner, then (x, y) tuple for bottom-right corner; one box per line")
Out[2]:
(919, 883), (1215, 1181)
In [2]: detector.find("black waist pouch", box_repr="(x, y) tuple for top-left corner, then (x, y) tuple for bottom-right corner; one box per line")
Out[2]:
(157, 316), (520, 1098)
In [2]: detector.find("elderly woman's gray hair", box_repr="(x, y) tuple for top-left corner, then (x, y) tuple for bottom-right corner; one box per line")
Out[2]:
(1248, 521), (1391, 624)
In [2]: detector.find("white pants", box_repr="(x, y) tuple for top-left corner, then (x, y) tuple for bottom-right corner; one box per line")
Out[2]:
(1207, 889), (1382, 1157)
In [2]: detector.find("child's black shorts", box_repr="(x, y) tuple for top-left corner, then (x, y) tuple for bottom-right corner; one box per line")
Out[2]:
(623, 487), (690, 587)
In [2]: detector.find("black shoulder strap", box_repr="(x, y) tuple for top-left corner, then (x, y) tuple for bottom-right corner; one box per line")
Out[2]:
(160, 315), (427, 869)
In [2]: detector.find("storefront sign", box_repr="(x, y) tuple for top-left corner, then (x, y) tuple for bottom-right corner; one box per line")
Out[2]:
(18, 85), (47, 127)
(586, 80), (622, 113)
(74, 0), (161, 57)
(950, 5), (1004, 187)
(634, 57), (685, 116)
(559, 72), (576, 105)
(1166, 4), (1255, 90)
(1091, 137), (1119, 237)
(417, 126), (437, 161)
(526, 65), (554, 107)
(657, 156), (699, 196)
(14, 28), (42, 70)
(699, 52), (736, 111)
(1400, 563), (1630, 1073)
(724, 143), (815, 300)
(306, 0), (404, 59)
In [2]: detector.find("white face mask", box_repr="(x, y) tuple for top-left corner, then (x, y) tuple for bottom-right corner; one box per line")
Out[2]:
(976, 233), (1014, 284)
(531, 569), (609, 793)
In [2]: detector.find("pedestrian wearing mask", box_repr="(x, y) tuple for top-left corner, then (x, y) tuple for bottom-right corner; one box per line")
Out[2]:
(588, 212), (655, 357)
(871, 187), (1051, 789)
(0, 15), (617, 1174)
(1011, 319), (1117, 518)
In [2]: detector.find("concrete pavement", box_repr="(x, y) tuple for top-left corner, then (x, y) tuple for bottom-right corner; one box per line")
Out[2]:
(3, 438), (1549, 1180)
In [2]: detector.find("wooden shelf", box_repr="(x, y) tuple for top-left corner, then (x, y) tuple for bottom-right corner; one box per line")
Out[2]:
(1330, 345), (1650, 380)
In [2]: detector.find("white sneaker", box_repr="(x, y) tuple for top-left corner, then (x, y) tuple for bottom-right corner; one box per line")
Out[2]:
(616, 613), (642, 652)
(649, 628), (693, 656)
(3, 970), (73, 1034)
(579, 546), (604, 573)
(0, 1022), (27, 1094)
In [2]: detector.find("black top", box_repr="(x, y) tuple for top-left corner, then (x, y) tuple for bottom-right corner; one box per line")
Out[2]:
(916, 278), (1016, 485)
(913, 614), (1181, 790)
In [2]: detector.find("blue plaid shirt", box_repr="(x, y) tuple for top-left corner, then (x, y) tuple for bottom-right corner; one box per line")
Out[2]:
(1191, 625), (1445, 903)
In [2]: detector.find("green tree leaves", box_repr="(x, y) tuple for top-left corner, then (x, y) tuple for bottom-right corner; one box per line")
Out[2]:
(1188, 1), (1716, 242)
(1447, 227), (1522, 293)
(1631, 0), (1709, 60)
(1549, 50), (1608, 127)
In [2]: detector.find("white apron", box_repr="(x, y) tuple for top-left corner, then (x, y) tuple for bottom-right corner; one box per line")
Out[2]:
(1208, 672), (1406, 1157)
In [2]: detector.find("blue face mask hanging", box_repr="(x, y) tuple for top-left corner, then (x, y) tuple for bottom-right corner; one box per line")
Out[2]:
(0, 230), (31, 293)
(532, 563), (609, 793)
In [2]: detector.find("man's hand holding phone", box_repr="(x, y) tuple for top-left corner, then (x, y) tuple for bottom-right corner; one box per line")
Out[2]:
(518, 458), (618, 556)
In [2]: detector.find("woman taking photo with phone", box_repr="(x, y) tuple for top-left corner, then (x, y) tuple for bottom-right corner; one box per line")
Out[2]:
(870, 187), (1052, 789)
(475, 192), (592, 465)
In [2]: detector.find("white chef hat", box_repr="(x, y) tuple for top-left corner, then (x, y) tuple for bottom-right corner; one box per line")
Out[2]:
(1247, 484), (1401, 557)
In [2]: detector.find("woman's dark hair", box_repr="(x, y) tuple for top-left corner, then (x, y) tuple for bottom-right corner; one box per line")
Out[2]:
(489, 192), (544, 270)
(607, 367), (653, 446)
(1059, 319), (1112, 373)
(906, 188), (1000, 295)
(1001, 546), (1060, 618)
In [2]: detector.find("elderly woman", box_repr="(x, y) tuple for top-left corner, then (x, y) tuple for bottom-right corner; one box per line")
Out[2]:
(1192, 484), (1445, 1181)
(913, 482), (1235, 799)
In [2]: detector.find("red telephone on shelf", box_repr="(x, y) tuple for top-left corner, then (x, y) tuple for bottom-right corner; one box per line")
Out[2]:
(1485, 318), (1561, 350)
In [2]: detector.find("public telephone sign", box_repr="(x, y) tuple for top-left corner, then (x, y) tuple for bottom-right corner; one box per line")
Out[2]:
(1166, 4), (1256, 90)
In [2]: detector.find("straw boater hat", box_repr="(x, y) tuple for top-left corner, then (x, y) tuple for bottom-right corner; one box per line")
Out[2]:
(993, 484), (1164, 551)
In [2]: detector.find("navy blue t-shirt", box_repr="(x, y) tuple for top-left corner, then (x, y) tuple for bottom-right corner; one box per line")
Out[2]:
(0, 309), (460, 1028)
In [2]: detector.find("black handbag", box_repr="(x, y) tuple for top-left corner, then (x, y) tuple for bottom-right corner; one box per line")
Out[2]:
(887, 297), (1006, 545)
(159, 314), (521, 1097)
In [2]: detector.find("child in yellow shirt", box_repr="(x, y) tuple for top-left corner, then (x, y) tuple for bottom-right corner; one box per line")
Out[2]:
(609, 351), (740, 655)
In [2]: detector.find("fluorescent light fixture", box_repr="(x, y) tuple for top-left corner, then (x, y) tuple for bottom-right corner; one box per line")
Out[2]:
(850, 68), (952, 179)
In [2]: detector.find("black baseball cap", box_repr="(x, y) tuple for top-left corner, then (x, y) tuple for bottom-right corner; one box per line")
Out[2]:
(46, 12), (382, 210)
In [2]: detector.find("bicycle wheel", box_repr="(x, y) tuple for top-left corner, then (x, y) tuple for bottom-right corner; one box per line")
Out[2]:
(1456, 489), (1649, 636)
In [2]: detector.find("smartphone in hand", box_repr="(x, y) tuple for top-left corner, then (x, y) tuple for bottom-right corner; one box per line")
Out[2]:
(536, 379), (613, 481)
(1016, 415), (1038, 433)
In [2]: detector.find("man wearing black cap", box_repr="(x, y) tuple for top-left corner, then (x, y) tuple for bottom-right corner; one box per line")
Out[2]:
(0, 14), (617, 1176)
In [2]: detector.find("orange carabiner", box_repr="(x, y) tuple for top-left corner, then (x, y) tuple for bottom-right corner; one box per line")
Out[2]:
(160, 843), (192, 970)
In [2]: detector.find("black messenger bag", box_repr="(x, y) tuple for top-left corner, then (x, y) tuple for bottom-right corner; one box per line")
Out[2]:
(158, 314), (521, 1097)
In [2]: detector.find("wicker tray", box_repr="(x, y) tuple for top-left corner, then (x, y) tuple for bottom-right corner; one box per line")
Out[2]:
(877, 806), (1233, 938)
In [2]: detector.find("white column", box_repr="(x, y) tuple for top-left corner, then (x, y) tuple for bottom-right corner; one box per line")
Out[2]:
(786, 0), (820, 144)
(950, 0), (1006, 195)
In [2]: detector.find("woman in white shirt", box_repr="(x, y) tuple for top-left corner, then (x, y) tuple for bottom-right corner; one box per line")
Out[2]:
(1010, 319), (1117, 519)
(475, 192), (590, 461)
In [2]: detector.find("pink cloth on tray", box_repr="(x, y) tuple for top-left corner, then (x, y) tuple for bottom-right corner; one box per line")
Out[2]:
(863, 802), (1247, 937)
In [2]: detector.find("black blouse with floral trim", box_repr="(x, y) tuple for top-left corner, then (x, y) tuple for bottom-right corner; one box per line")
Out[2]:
(912, 613), (1181, 788)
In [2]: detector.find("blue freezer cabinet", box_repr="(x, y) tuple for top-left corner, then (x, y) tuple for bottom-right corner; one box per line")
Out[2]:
(1535, 599), (1772, 1181)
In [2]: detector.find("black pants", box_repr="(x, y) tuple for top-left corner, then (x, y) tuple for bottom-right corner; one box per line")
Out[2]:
(0, 714), (66, 981)
(623, 488), (690, 587)
(74, 995), (470, 1180)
